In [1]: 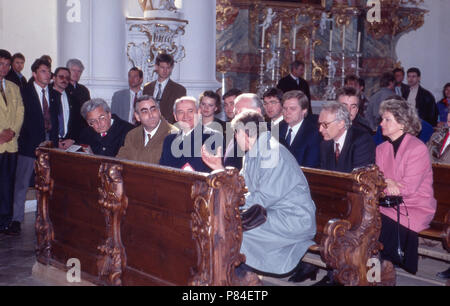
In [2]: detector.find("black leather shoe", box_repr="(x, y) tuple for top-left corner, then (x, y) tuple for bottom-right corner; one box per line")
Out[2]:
(437, 267), (450, 279)
(288, 262), (319, 283)
(5, 221), (21, 236)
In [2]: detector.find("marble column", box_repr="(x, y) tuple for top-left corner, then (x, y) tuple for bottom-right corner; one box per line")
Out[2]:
(178, 0), (220, 98)
(58, 0), (128, 103)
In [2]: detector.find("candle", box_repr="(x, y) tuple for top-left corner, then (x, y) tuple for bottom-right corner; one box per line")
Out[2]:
(261, 27), (266, 48)
(342, 25), (345, 50)
(357, 31), (361, 53)
(278, 21), (282, 48)
(329, 29), (333, 51)
(292, 26), (296, 50)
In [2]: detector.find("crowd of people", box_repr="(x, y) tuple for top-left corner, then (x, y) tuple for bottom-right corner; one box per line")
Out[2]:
(0, 49), (449, 284)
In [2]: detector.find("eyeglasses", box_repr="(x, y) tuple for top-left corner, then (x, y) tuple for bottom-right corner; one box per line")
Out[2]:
(87, 115), (108, 127)
(263, 100), (280, 106)
(56, 75), (71, 81)
(318, 119), (338, 129)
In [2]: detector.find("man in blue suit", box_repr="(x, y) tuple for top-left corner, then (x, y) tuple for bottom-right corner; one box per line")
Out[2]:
(7, 58), (60, 235)
(159, 96), (222, 173)
(111, 67), (144, 124)
(278, 90), (321, 168)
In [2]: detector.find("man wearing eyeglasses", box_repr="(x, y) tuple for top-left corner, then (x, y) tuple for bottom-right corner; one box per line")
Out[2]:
(262, 87), (284, 127)
(337, 87), (372, 135)
(78, 99), (134, 157)
(51, 67), (84, 150)
(318, 101), (375, 174)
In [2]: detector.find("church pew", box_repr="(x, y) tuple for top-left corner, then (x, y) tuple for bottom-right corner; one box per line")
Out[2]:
(301, 165), (396, 286)
(418, 163), (450, 257)
(33, 145), (260, 286)
(33, 145), (395, 286)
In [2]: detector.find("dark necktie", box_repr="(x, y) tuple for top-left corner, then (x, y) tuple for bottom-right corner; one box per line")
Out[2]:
(58, 101), (65, 138)
(132, 92), (138, 125)
(0, 82), (7, 106)
(156, 83), (162, 101)
(285, 128), (293, 146)
(42, 88), (52, 132)
(335, 142), (340, 163)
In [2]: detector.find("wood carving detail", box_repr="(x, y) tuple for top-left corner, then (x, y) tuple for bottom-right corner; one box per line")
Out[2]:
(321, 165), (396, 286)
(190, 168), (260, 286)
(34, 149), (55, 265)
(97, 163), (128, 286)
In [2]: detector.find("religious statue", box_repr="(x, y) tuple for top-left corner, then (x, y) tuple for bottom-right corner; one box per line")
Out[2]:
(259, 8), (276, 31)
(139, 0), (177, 12)
(326, 54), (337, 79)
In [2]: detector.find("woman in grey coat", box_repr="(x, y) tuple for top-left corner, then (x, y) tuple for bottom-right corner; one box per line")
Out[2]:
(202, 110), (316, 275)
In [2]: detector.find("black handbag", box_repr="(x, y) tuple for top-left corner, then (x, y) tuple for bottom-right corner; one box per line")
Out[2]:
(240, 204), (267, 232)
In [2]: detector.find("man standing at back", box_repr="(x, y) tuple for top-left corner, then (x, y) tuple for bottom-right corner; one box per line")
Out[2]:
(8, 58), (60, 235)
(6, 53), (27, 90)
(277, 60), (311, 114)
(366, 72), (396, 132)
(66, 58), (91, 107)
(0, 49), (24, 234)
(111, 67), (144, 124)
(143, 53), (186, 124)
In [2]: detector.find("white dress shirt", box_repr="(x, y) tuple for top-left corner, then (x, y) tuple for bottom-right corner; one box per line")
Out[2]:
(155, 78), (169, 100)
(61, 91), (70, 137)
(144, 120), (161, 146)
(285, 119), (303, 146)
(33, 82), (49, 112)
(334, 129), (348, 153)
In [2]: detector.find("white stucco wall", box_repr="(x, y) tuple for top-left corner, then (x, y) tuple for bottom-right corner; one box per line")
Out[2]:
(396, 0), (450, 100)
(0, 0), (57, 80)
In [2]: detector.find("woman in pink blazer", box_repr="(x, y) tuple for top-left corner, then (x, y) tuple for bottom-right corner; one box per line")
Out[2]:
(376, 98), (436, 274)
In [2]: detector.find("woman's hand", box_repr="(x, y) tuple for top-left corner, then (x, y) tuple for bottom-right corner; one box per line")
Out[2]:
(201, 144), (224, 171)
(385, 178), (403, 196)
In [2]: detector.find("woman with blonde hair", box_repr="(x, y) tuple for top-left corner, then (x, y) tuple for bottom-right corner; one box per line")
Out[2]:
(376, 98), (436, 274)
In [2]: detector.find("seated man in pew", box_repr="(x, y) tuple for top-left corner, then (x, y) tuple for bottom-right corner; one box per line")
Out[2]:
(202, 110), (317, 278)
(116, 95), (178, 164)
(159, 96), (222, 172)
(78, 99), (134, 157)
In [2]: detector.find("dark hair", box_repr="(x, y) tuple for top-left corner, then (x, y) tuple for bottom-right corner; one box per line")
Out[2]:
(442, 83), (450, 99)
(155, 53), (174, 66)
(407, 67), (421, 77)
(358, 77), (365, 90)
(199, 90), (221, 114)
(344, 74), (358, 85)
(54, 67), (70, 77)
(291, 60), (305, 71)
(222, 88), (242, 101)
(337, 86), (358, 98)
(392, 67), (405, 75)
(262, 87), (283, 101)
(129, 66), (144, 79)
(380, 72), (395, 88)
(0, 49), (12, 61)
(11, 52), (25, 62)
(135, 95), (160, 112)
(31, 58), (51, 73)
(40, 55), (52, 63)
(282, 90), (309, 111)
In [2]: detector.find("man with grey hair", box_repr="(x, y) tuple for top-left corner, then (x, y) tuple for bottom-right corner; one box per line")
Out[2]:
(319, 101), (375, 173)
(66, 58), (91, 107)
(159, 96), (222, 172)
(223, 93), (265, 170)
(117, 95), (178, 164)
(78, 98), (134, 157)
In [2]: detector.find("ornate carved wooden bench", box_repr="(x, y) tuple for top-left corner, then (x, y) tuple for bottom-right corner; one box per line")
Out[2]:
(301, 166), (396, 286)
(33, 146), (260, 286)
(33, 145), (395, 286)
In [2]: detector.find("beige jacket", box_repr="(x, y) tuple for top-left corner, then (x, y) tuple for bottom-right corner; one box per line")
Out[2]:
(0, 79), (24, 153)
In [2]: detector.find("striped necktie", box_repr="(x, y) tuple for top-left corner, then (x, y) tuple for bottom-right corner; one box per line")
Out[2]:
(0, 82), (7, 106)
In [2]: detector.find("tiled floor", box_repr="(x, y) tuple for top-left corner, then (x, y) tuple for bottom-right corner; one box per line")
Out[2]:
(1, 211), (448, 286)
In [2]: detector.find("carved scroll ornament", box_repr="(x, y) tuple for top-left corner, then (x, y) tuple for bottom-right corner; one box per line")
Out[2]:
(97, 163), (128, 286)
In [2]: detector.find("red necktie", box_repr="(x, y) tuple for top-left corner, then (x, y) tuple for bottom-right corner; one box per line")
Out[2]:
(335, 142), (340, 163)
(42, 88), (52, 132)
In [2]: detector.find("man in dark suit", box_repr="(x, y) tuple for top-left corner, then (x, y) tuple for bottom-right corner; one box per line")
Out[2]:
(111, 67), (143, 124)
(5, 53), (27, 90)
(319, 101), (375, 173)
(278, 90), (321, 168)
(78, 98), (134, 157)
(51, 67), (84, 149)
(66, 58), (91, 108)
(8, 58), (60, 235)
(393, 67), (409, 100)
(160, 96), (222, 172)
(404, 67), (438, 127)
(262, 87), (284, 127)
(143, 53), (186, 124)
(337, 87), (372, 134)
(277, 60), (311, 114)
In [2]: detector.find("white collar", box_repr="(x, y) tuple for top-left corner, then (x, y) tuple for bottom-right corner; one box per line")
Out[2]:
(334, 129), (348, 152)
(144, 120), (161, 139)
(272, 115), (284, 126)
